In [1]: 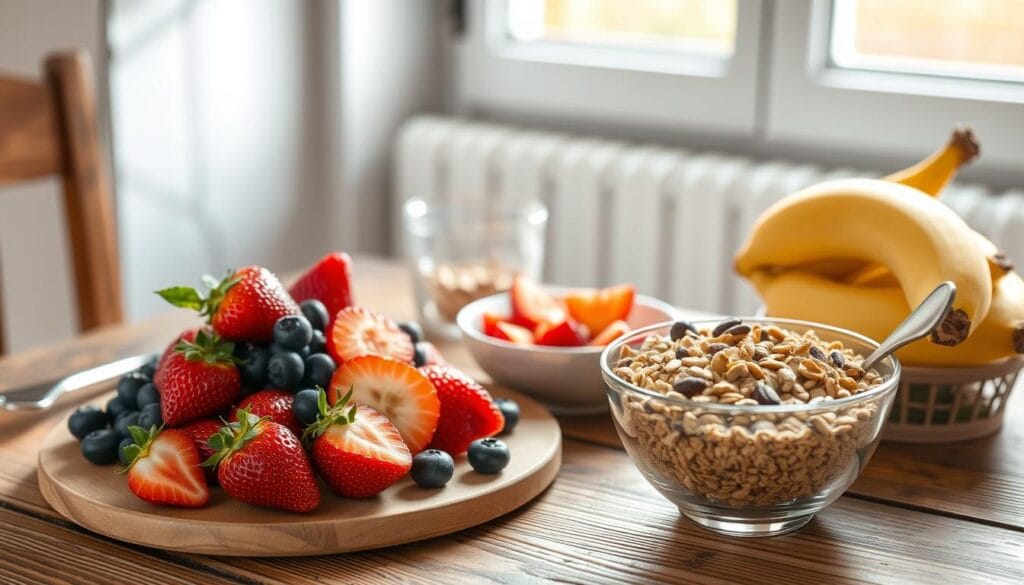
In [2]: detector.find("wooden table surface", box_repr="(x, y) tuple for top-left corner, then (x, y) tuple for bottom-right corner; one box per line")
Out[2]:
(1, 258), (1022, 584)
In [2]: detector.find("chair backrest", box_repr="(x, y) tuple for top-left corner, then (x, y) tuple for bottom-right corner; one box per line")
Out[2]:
(0, 50), (122, 354)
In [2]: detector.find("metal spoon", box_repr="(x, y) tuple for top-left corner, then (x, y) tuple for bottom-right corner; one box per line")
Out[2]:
(861, 281), (956, 371)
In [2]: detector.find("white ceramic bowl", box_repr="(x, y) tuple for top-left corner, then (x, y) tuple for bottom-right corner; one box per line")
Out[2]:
(456, 288), (680, 414)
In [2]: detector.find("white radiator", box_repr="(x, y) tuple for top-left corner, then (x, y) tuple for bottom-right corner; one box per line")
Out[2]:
(394, 115), (1024, 315)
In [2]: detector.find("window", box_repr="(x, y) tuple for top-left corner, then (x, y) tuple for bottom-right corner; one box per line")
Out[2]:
(458, 0), (1024, 171)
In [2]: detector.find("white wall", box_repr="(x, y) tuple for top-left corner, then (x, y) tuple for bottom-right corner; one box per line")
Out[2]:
(0, 0), (101, 352)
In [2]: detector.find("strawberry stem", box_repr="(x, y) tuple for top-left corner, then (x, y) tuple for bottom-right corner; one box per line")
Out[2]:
(203, 408), (265, 469)
(156, 269), (240, 321)
(117, 424), (161, 473)
(174, 329), (241, 366)
(301, 387), (356, 443)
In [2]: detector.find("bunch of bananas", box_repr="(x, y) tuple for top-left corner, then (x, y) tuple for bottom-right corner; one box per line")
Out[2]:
(735, 129), (1024, 368)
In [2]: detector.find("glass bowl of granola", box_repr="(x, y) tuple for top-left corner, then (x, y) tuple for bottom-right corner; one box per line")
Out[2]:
(600, 317), (900, 537)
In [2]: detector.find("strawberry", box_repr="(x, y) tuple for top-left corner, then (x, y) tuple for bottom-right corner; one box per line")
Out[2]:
(329, 355), (439, 453)
(158, 330), (241, 427)
(510, 274), (565, 329)
(122, 426), (210, 508)
(231, 390), (301, 436)
(492, 321), (534, 345)
(564, 284), (635, 336)
(178, 418), (222, 484)
(590, 320), (631, 346)
(420, 365), (504, 456)
(330, 306), (414, 365)
(157, 266), (299, 342)
(534, 319), (587, 347)
(289, 252), (354, 322)
(482, 312), (505, 337)
(206, 409), (320, 512)
(153, 328), (200, 391)
(303, 389), (412, 498)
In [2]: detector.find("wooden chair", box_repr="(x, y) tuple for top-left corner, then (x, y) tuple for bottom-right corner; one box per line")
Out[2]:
(0, 50), (122, 354)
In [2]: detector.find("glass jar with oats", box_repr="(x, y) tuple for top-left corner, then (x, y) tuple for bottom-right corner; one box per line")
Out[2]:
(403, 198), (548, 338)
(600, 317), (900, 537)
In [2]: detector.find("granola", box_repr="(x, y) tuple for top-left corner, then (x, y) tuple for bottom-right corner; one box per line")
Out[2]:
(610, 319), (887, 507)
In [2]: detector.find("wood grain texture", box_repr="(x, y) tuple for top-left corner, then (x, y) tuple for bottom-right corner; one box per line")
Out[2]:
(0, 507), (241, 585)
(37, 388), (560, 556)
(0, 76), (61, 184)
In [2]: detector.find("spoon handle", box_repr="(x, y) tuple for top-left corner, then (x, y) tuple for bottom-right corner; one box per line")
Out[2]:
(861, 281), (957, 371)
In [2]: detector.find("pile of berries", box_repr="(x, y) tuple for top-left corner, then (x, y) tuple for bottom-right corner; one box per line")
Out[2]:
(67, 252), (519, 510)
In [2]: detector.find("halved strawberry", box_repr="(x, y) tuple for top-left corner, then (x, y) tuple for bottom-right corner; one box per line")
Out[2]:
(534, 319), (587, 347)
(289, 252), (354, 322)
(329, 355), (439, 453)
(590, 320), (631, 346)
(421, 365), (504, 456)
(158, 330), (241, 427)
(232, 390), (301, 436)
(330, 306), (414, 365)
(178, 418), (222, 484)
(158, 266), (299, 342)
(304, 389), (412, 498)
(482, 312), (506, 337)
(492, 321), (534, 345)
(564, 284), (635, 336)
(510, 275), (564, 329)
(123, 426), (209, 508)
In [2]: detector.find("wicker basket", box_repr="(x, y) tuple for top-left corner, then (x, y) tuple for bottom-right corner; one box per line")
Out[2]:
(884, 357), (1024, 443)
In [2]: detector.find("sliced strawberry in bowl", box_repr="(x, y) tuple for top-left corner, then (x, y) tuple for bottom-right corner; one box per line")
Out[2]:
(564, 284), (635, 336)
(510, 275), (565, 329)
(534, 319), (587, 347)
(493, 321), (535, 345)
(590, 320), (631, 346)
(329, 355), (439, 453)
(331, 306), (414, 365)
(304, 389), (412, 498)
(420, 365), (504, 456)
(122, 426), (210, 508)
(482, 312), (506, 338)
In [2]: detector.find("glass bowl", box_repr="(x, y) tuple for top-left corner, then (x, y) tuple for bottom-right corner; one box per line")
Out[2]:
(600, 318), (900, 537)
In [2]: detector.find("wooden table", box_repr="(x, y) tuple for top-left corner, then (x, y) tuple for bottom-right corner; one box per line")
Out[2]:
(1, 258), (1022, 584)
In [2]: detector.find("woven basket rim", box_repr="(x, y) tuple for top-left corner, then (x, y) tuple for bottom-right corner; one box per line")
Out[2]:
(900, 356), (1024, 384)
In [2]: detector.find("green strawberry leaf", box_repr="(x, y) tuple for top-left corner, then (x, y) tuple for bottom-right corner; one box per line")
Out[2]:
(155, 286), (203, 310)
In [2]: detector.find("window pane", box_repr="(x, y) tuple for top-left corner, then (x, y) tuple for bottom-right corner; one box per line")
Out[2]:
(830, 0), (1024, 82)
(507, 0), (737, 57)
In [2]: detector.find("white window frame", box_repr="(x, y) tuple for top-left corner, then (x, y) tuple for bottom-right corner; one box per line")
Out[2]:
(456, 0), (765, 136)
(767, 0), (1024, 169)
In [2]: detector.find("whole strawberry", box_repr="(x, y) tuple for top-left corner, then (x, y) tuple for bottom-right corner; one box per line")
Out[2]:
(289, 252), (354, 322)
(179, 418), (223, 484)
(153, 328), (201, 390)
(303, 389), (412, 498)
(158, 266), (299, 342)
(206, 409), (320, 512)
(231, 390), (301, 436)
(158, 330), (241, 427)
(421, 365), (504, 456)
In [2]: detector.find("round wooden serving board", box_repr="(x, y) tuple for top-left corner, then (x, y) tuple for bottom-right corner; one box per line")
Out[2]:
(37, 387), (561, 557)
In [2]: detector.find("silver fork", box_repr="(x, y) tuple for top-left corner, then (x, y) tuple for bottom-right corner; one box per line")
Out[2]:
(0, 353), (157, 411)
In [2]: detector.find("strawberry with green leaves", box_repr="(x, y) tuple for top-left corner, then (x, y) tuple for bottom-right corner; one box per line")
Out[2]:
(158, 330), (241, 427)
(158, 266), (299, 342)
(303, 389), (412, 498)
(205, 409), (320, 512)
(121, 425), (210, 508)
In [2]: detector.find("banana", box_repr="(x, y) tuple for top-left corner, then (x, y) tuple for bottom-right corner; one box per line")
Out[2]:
(884, 127), (979, 196)
(845, 230), (1012, 287)
(751, 269), (1024, 367)
(734, 178), (992, 345)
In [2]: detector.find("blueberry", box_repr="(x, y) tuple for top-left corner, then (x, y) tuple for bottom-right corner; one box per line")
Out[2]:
(412, 343), (428, 367)
(398, 321), (424, 344)
(273, 315), (313, 351)
(105, 396), (129, 422)
(138, 403), (163, 429)
(411, 449), (454, 488)
(271, 342), (310, 359)
(233, 341), (253, 360)
(303, 353), (336, 389)
(308, 329), (327, 355)
(292, 389), (321, 427)
(138, 356), (159, 379)
(240, 345), (271, 387)
(118, 437), (135, 466)
(300, 299), (330, 333)
(113, 411), (141, 438)
(267, 352), (305, 389)
(467, 438), (510, 474)
(136, 382), (160, 409)
(116, 372), (148, 410)
(81, 429), (121, 465)
(68, 405), (108, 440)
(494, 399), (520, 435)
